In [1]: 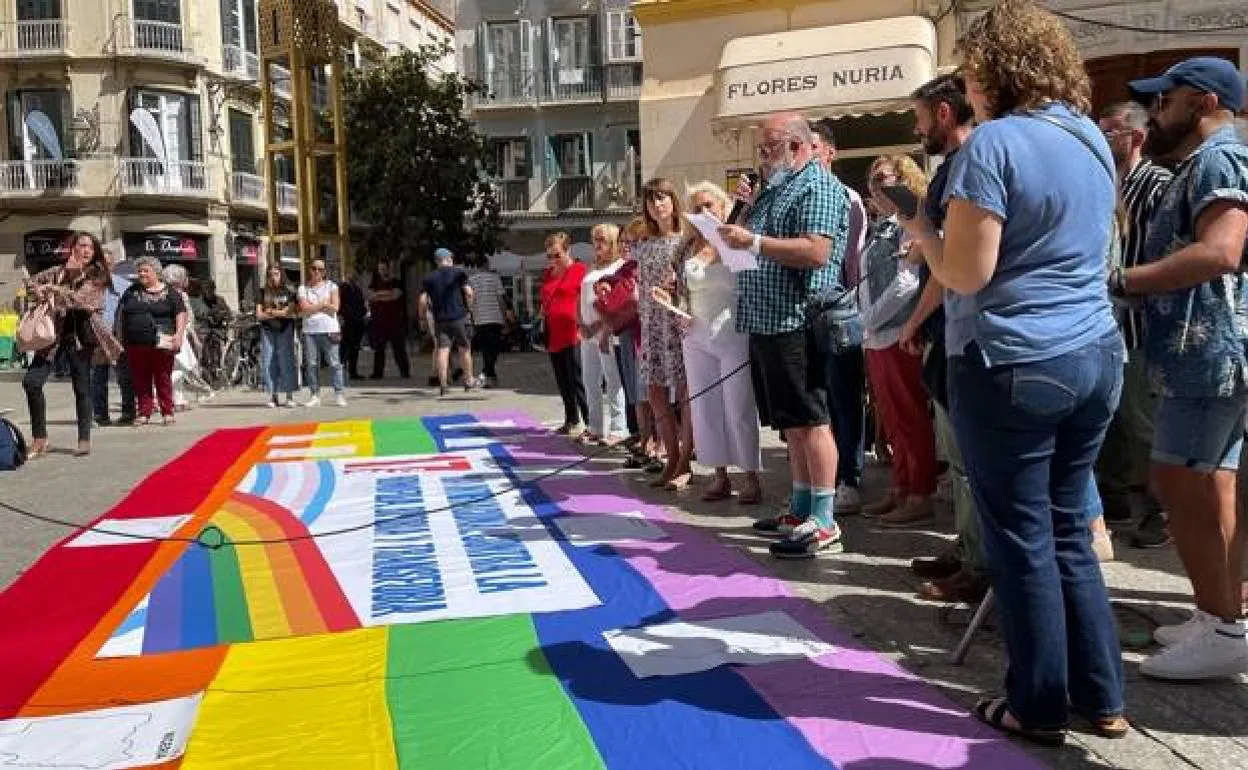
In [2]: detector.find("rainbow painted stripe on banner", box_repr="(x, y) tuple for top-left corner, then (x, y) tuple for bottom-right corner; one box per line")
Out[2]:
(0, 414), (1052, 769)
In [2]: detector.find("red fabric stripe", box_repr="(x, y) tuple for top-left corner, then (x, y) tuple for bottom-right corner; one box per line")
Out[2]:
(231, 492), (360, 633)
(0, 427), (264, 718)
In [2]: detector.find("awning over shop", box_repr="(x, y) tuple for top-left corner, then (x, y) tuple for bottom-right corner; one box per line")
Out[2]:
(715, 16), (937, 123)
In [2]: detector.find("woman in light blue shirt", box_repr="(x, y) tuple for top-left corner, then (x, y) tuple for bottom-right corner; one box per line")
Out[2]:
(899, 0), (1127, 745)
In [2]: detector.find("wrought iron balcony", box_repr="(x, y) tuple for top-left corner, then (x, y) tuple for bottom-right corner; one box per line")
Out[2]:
(0, 19), (69, 56)
(0, 160), (80, 194)
(471, 64), (643, 109)
(473, 70), (540, 108)
(123, 19), (187, 58)
(120, 158), (209, 196)
(605, 62), (643, 100)
(230, 171), (264, 206)
(495, 179), (530, 212)
(555, 176), (593, 210)
(223, 44), (260, 81)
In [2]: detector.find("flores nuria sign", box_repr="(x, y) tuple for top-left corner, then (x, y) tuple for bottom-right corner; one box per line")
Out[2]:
(717, 46), (931, 119)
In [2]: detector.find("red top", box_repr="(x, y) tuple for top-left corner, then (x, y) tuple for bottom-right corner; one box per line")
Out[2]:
(540, 260), (587, 353)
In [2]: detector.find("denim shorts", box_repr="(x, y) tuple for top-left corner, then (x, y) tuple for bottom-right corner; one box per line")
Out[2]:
(1152, 394), (1248, 472)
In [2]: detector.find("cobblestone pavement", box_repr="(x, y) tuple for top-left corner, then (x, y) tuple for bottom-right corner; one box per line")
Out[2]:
(0, 348), (1244, 768)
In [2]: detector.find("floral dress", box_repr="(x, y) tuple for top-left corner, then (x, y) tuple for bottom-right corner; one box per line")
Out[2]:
(635, 234), (686, 389)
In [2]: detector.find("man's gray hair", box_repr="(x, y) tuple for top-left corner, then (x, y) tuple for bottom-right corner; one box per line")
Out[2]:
(782, 114), (813, 144)
(161, 263), (188, 289)
(133, 256), (162, 276)
(1101, 101), (1149, 131)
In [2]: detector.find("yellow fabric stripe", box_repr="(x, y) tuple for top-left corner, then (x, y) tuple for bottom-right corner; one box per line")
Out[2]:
(183, 627), (397, 768)
(313, 419), (375, 457)
(211, 508), (292, 640)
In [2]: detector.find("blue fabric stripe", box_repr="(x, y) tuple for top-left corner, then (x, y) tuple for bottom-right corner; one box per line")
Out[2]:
(300, 460), (336, 527)
(179, 538), (217, 649)
(113, 603), (148, 638)
(421, 415), (834, 770)
(250, 463), (273, 497)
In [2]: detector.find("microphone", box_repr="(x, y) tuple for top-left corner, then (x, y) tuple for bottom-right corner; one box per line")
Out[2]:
(728, 172), (760, 224)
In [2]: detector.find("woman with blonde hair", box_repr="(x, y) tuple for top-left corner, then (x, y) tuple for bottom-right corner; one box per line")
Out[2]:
(678, 181), (762, 503)
(577, 223), (627, 444)
(635, 177), (693, 490)
(899, 0), (1127, 744)
(858, 155), (938, 526)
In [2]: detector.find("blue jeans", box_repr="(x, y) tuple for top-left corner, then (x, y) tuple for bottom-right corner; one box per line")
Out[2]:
(825, 347), (865, 487)
(262, 325), (298, 397)
(303, 332), (344, 395)
(949, 332), (1124, 729)
(92, 355), (135, 422)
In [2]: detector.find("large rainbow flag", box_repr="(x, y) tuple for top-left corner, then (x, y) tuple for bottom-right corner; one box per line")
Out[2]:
(0, 413), (1050, 768)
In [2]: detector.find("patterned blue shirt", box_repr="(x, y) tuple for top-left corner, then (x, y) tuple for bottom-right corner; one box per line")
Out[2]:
(1142, 124), (1248, 399)
(735, 161), (849, 335)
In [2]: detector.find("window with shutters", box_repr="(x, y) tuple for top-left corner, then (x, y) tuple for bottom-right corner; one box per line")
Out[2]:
(480, 21), (533, 100)
(552, 17), (590, 77)
(489, 138), (529, 180)
(133, 0), (181, 24)
(6, 89), (68, 161)
(551, 133), (591, 178)
(17, 0), (61, 21)
(228, 110), (254, 173)
(129, 89), (202, 162)
(605, 11), (640, 62)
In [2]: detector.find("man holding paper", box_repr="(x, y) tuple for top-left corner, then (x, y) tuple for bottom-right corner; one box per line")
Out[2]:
(718, 111), (851, 558)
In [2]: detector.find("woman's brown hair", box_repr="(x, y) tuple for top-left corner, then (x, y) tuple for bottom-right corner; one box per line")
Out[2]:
(640, 177), (683, 238)
(869, 155), (928, 200)
(957, 0), (1092, 118)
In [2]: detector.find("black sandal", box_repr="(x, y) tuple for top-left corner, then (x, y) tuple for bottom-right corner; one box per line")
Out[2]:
(974, 698), (1065, 747)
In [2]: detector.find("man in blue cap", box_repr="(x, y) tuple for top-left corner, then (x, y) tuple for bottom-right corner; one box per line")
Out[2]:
(418, 246), (477, 396)
(1111, 55), (1248, 681)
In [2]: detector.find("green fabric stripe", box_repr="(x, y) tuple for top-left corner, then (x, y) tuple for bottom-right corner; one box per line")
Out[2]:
(386, 617), (605, 770)
(371, 417), (436, 456)
(207, 539), (253, 643)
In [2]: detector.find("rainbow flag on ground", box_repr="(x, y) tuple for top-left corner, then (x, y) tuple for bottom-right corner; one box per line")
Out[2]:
(0, 413), (1049, 768)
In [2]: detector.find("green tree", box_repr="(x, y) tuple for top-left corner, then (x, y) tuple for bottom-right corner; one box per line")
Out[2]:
(344, 44), (504, 269)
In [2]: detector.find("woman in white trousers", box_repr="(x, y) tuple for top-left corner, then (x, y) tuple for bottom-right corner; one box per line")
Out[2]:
(576, 223), (627, 444)
(679, 182), (762, 503)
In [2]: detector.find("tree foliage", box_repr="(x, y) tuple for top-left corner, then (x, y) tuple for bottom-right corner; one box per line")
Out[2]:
(344, 44), (504, 269)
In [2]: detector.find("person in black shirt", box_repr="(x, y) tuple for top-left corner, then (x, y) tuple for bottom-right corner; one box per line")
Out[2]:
(367, 261), (410, 379)
(339, 269), (369, 380)
(256, 264), (299, 407)
(118, 256), (188, 425)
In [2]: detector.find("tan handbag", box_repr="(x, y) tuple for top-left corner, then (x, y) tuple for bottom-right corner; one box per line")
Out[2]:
(15, 302), (57, 353)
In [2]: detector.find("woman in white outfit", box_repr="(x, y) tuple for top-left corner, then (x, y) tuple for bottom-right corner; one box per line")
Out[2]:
(160, 264), (213, 410)
(678, 182), (763, 504)
(577, 224), (627, 445)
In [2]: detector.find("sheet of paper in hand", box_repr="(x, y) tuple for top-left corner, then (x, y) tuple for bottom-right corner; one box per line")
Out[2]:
(684, 211), (758, 273)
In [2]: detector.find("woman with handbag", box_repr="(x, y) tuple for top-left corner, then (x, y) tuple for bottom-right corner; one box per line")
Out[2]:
(117, 257), (188, 426)
(577, 224), (627, 445)
(21, 232), (120, 457)
(678, 182), (763, 503)
(162, 264), (214, 410)
(858, 155), (938, 526)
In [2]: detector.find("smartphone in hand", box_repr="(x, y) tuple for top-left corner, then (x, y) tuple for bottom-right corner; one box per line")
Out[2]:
(881, 184), (921, 220)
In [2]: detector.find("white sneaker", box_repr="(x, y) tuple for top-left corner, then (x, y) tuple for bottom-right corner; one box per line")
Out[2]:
(1139, 619), (1248, 681)
(835, 484), (862, 514)
(1155, 609), (1219, 647)
(304, 395), (321, 408)
(267, 397), (278, 409)
(334, 394), (348, 407)
(283, 397), (297, 409)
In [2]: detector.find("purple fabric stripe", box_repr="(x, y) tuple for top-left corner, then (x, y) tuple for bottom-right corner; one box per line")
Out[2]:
(481, 410), (1050, 770)
(140, 550), (186, 655)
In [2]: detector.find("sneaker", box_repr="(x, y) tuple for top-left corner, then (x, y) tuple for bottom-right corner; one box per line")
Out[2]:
(1155, 609), (1219, 647)
(880, 497), (935, 528)
(862, 491), (899, 519)
(751, 512), (805, 537)
(1130, 510), (1172, 549)
(283, 397), (297, 409)
(1139, 620), (1248, 680)
(769, 521), (844, 559)
(835, 484), (862, 515)
(268, 396), (279, 409)
(304, 395), (321, 408)
(334, 394), (348, 407)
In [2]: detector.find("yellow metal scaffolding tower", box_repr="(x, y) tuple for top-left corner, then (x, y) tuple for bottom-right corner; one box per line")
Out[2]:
(257, 0), (352, 283)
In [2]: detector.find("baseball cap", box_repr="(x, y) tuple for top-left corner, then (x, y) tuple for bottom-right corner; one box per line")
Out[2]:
(433, 247), (453, 261)
(1129, 56), (1246, 113)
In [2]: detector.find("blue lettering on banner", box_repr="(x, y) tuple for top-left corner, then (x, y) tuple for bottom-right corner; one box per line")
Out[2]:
(371, 475), (447, 616)
(443, 474), (547, 594)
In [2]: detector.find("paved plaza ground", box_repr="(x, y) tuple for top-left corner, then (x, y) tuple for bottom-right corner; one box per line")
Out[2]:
(0, 348), (1245, 769)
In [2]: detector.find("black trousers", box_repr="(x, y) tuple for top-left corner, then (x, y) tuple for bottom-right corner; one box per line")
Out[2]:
(25, 346), (93, 441)
(475, 323), (503, 378)
(549, 346), (588, 427)
(342, 320), (366, 377)
(370, 325), (410, 378)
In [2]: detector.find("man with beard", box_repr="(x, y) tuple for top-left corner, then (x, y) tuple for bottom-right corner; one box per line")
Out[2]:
(1116, 56), (1248, 680)
(897, 74), (989, 604)
(718, 112), (850, 558)
(1096, 102), (1173, 549)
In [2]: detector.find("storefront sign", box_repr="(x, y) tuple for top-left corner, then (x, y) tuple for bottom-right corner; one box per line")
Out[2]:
(717, 46), (932, 119)
(236, 237), (262, 266)
(124, 233), (206, 262)
(23, 231), (75, 264)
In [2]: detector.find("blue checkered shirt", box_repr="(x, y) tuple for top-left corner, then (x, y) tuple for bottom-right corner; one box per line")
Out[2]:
(736, 161), (849, 335)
